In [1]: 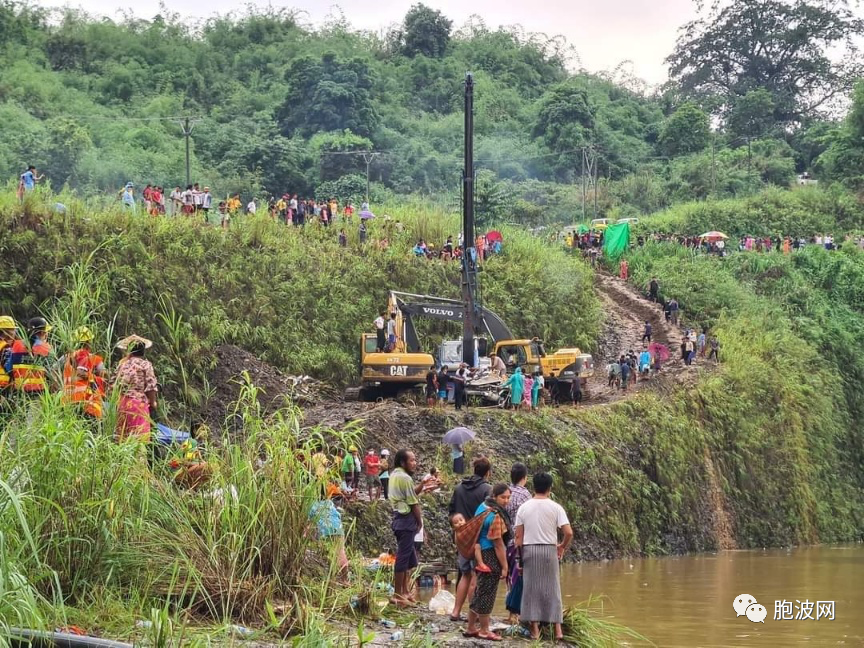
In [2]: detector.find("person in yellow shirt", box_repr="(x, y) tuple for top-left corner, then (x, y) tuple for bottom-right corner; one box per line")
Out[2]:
(328, 198), (339, 221)
(275, 196), (287, 224)
(226, 194), (242, 214)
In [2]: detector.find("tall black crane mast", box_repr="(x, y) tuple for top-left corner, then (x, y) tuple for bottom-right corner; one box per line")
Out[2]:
(461, 72), (479, 367)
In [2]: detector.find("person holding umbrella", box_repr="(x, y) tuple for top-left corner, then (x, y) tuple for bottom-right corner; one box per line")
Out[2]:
(444, 426), (475, 474)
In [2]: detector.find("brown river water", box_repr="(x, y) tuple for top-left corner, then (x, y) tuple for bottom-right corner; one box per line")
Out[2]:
(430, 544), (863, 646)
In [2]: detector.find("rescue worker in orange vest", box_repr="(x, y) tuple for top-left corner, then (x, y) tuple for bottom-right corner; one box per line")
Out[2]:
(60, 326), (106, 419)
(11, 317), (53, 395)
(0, 316), (18, 403)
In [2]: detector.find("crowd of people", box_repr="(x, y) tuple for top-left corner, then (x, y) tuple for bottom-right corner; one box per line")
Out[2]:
(411, 233), (504, 262)
(390, 454), (572, 641)
(0, 315), (211, 483)
(306, 441), (575, 640)
(116, 179), (369, 232)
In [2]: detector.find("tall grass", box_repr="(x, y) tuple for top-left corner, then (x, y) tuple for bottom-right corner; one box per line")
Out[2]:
(0, 189), (601, 424)
(0, 375), (363, 639)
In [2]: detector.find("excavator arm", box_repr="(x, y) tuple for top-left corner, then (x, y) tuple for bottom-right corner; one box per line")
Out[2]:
(389, 291), (514, 353)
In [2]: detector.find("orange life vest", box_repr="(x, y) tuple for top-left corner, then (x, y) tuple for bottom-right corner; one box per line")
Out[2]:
(0, 340), (11, 389)
(11, 338), (52, 393)
(62, 348), (105, 418)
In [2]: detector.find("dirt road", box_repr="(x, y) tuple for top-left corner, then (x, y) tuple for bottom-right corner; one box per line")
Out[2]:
(586, 272), (697, 405)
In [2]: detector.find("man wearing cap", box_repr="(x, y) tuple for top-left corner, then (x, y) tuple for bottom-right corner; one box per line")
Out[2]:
(11, 317), (53, 396)
(0, 316), (18, 403)
(342, 445), (361, 491)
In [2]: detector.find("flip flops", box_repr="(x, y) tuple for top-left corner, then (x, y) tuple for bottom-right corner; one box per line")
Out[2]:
(477, 632), (503, 641)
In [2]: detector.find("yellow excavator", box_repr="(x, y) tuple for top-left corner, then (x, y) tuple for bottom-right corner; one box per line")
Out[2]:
(348, 291), (593, 403)
(345, 292), (436, 402)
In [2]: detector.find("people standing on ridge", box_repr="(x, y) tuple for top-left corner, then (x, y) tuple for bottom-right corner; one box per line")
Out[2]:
(60, 326), (106, 420)
(464, 483), (512, 642)
(619, 355), (631, 392)
(120, 183), (135, 210)
(648, 277), (659, 302)
(425, 365), (438, 408)
(113, 335), (158, 442)
(342, 445), (361, 491)
(515, 472), (573, 641)
(448, 457), (493, 622)
(389, 449), (424, 607)
(522, 372), (534, 411)
(378, 448), (390, 500)
(17, 165), (44, 201)
(505, 462), (531, 625)
(364, 447), (381, 501)
(11, 317), (53, 396)
(669, 298), (680, 325)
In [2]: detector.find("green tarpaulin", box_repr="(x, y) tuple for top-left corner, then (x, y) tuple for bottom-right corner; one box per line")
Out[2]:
(603, 222), (630, 260)
(577, 224), (589, 234)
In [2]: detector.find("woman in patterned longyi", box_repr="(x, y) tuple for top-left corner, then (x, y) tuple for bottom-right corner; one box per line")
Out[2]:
(113, 335), (158, 442)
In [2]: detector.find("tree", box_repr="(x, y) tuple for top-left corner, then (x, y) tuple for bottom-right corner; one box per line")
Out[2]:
(310, 130), (373, 183)
(394, 4), (452, 58)
(277, 53), (378, 138)
(666, 0), (864, 124)
(817, 81), (864, 190)
(474, 169), (507, 227)
(657, 103), (710, 158)
(726, 89), (776, 141)
(533, 83), (595, 179)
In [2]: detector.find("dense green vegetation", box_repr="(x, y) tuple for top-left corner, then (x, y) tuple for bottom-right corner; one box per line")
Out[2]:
(0, 190), (599, 418)
(561, 240), (864, 552)
(1, 0), (862, 226)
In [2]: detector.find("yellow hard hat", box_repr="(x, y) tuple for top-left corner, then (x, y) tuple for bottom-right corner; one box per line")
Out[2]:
(349, 445), (358, 452)
(0, 316), (15, 330)
(75, 326), (94, 343)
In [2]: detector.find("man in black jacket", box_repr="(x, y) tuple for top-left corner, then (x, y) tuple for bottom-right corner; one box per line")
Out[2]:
(448, 456), (492, 621)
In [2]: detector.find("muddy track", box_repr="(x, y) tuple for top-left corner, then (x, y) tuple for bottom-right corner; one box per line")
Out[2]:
(586, 272), (699, 406)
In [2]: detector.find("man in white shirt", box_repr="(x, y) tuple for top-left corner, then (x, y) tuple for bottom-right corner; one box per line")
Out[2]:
(515, 472), (573, 641)
(169, 186), (182, 216)
(374, 312), (386, 352)
(202, 187), (212, 222)
(247, 199), (257, 215)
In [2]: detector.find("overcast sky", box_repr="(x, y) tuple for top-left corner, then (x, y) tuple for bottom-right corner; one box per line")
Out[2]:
(35, 0), (700, 85)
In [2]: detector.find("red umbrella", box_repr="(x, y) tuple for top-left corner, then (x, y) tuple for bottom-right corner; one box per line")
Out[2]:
(486, 230), (503, 243)
(648, 342), (669, 362)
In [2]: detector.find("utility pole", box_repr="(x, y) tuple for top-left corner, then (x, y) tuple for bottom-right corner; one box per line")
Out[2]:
(581, 146), (598, 221)
(461, 72), (478, 368)
(361, 151), (379, 204)
(180, 117), (195, 187)
(593, 146), (599, 219)
(711, 134), (716, 196)
(581, 147), (587, 223)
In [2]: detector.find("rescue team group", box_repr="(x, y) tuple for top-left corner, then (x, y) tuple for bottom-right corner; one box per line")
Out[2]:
(0, 316), (158, 440)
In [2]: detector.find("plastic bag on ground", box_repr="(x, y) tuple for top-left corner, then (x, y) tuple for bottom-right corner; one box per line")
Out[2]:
(428, 589), (455, 614)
